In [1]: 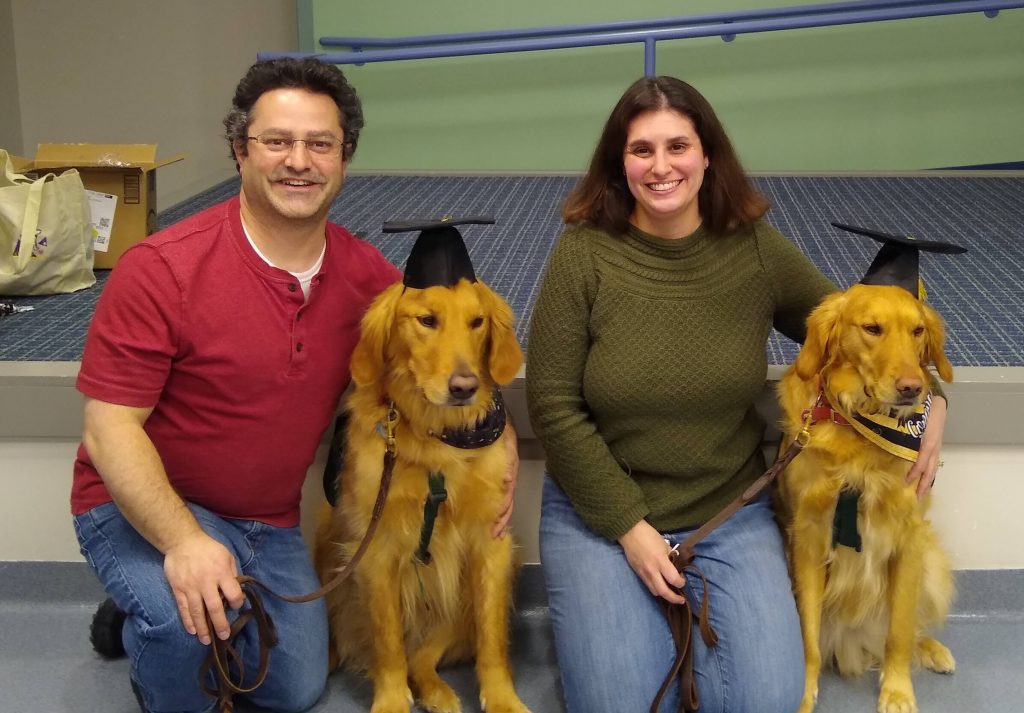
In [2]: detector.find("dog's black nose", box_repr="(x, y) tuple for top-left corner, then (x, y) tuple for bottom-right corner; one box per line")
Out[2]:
(896, 380), (922, 400)
(449, 373), (479, 401)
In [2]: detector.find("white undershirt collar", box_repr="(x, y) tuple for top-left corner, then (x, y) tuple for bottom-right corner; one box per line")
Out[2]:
(241, 221), (325, 301)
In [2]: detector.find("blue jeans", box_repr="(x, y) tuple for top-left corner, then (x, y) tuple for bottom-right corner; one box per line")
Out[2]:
(74, 501), (327, 713)
(539, 476), (804, 713)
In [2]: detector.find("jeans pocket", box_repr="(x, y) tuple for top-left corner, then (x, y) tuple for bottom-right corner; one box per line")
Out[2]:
(71, 516), (96, 568)
(88, 500), (123, 526)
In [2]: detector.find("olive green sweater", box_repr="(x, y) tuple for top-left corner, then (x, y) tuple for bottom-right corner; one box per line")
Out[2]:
(526, 220), (836, 540)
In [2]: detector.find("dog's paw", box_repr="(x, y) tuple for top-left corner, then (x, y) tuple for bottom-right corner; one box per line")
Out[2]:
(480, 696), (531, 713)
(480, 685), (531, 713)
(917, 636), (955, 674)
(370, 686), (414, 713)
(416, 679), (461, 713)
(877, 673), (917, 713)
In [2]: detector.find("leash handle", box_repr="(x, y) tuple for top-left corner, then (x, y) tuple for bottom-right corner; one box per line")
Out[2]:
(650, 564), (718, 713)
(199, 445), (397, 712)
(650, 437), (807, 713)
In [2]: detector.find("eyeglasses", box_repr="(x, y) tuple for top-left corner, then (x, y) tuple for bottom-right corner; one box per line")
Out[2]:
(246, 134), (347, 156)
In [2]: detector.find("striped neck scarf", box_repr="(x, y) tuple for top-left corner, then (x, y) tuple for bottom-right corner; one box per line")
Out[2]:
(848, 392), (932, 462)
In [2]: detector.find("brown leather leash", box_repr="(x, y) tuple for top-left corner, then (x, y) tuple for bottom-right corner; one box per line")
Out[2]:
(650, 423), (813, 713)
(198, 406), (400, 713)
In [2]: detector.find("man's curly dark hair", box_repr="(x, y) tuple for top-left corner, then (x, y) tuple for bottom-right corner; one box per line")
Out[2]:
(224, 57), (364, 165)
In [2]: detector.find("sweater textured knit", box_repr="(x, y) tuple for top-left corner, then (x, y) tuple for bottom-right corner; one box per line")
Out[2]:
(526, 219), (836, 540)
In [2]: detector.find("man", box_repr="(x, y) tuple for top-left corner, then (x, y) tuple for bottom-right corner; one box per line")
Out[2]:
(72, 58), (517, 713)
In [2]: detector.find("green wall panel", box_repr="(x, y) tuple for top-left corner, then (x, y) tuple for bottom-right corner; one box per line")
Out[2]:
(309, 1), (1024, 172)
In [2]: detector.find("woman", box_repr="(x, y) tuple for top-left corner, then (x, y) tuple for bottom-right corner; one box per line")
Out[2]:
(525, 76), (947, 713)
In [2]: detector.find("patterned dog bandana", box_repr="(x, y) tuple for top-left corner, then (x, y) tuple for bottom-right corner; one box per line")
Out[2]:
(848, 392), (933, 462)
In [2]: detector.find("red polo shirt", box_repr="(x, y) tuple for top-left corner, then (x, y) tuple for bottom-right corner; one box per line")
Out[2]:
(72, 196), (400, 526)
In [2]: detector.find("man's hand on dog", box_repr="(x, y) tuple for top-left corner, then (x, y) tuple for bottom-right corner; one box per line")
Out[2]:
(908, 395), (947, 498)
(492, 428), (519, 539)
(163, 533), (245, 645)
(619, 520), (687, 605)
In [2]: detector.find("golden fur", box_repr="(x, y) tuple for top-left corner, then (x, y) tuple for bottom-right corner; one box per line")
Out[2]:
(776, 284), (956, 713)
(316, 278), (530, 713)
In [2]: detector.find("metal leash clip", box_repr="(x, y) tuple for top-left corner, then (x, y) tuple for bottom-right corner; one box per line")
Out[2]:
(383, 403), (400, 455)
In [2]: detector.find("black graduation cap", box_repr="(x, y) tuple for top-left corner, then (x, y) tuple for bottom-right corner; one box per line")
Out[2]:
(832, 222), (967, 299)
(383, 216), (493, 289)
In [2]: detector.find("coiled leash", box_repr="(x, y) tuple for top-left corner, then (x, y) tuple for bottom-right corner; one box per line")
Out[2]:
(198, 405), (400, 713)
(650, 425), (812, 713)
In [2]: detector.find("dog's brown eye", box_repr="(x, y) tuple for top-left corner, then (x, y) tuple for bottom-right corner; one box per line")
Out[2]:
(470, 316), (484, 329)
(913, 326), (925, 337)
(863, 324), (882, 336)
(417, 315), (437, 328)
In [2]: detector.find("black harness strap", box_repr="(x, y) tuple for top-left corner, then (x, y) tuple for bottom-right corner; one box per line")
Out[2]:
(415, 472), (448, 565)
(832, 489), (863, 551)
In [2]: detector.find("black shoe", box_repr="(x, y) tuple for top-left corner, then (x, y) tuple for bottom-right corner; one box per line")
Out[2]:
(90, 597), (127, 659)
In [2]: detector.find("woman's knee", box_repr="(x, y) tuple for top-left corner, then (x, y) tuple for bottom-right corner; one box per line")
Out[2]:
(738, 659), (804, 713)
(775, 660), (806, 713)
(546, 575), (677, 713)
(713, 633), (804, 713)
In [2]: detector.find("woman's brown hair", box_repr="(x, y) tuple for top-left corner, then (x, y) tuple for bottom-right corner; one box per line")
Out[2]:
(562, 76), (768, 236)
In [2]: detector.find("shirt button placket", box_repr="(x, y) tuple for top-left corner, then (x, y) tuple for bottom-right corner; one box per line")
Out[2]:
(288, 282), (306, 370)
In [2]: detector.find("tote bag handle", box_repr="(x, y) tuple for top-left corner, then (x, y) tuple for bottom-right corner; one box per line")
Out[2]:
(0, 148), (33, 186)
(1, 174), (48, 276)
(1, 148), (49, 276)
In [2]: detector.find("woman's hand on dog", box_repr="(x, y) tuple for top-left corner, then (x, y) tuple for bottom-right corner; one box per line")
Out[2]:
(163, 533), (245, 645)
(618, 520), (687, 604)
(908, 395), (947, 498)
(491, 428), (520, 539)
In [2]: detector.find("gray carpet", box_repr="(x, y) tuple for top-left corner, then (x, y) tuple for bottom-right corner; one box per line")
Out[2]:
(1, 562), (1022, 713)
(2, 173), (1022, 366)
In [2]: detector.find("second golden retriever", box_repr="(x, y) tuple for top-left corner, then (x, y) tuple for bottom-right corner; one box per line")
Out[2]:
(776, 283), (956, 713)
(316, 277), (529, 713)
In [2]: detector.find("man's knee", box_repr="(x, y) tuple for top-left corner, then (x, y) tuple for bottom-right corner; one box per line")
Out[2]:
(242, 613), (328, 713)
(247, 669), (326, 713)
(125, 612), (209, 668)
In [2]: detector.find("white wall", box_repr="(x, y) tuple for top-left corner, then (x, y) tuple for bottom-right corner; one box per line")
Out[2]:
(0, 438), (546, 566)
(6, 0), (298, 208)
(1, 369), (1021, 570)
(1, 439), (1019, 569)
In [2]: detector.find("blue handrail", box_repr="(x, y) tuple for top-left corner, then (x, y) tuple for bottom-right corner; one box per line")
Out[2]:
(319, 0), (961, 48)
(259, 0), (1022, 76)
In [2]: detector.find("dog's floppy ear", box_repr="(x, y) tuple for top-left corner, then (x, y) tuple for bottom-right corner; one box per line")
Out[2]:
(350, 282), (403, 387)
(921, 302), (954, 383)
(477, 281), (523, 385)
(794, 291), (845, 381)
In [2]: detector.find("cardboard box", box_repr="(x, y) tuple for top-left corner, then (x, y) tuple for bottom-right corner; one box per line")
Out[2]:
(30, 143), (184, 269)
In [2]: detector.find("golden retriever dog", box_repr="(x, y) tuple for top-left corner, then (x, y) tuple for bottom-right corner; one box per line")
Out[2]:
(315, 277), (530, 713)
(776, 284), (956, 713)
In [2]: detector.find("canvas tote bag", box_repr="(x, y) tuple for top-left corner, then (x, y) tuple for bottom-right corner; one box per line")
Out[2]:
(0, 149), (95, 295)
